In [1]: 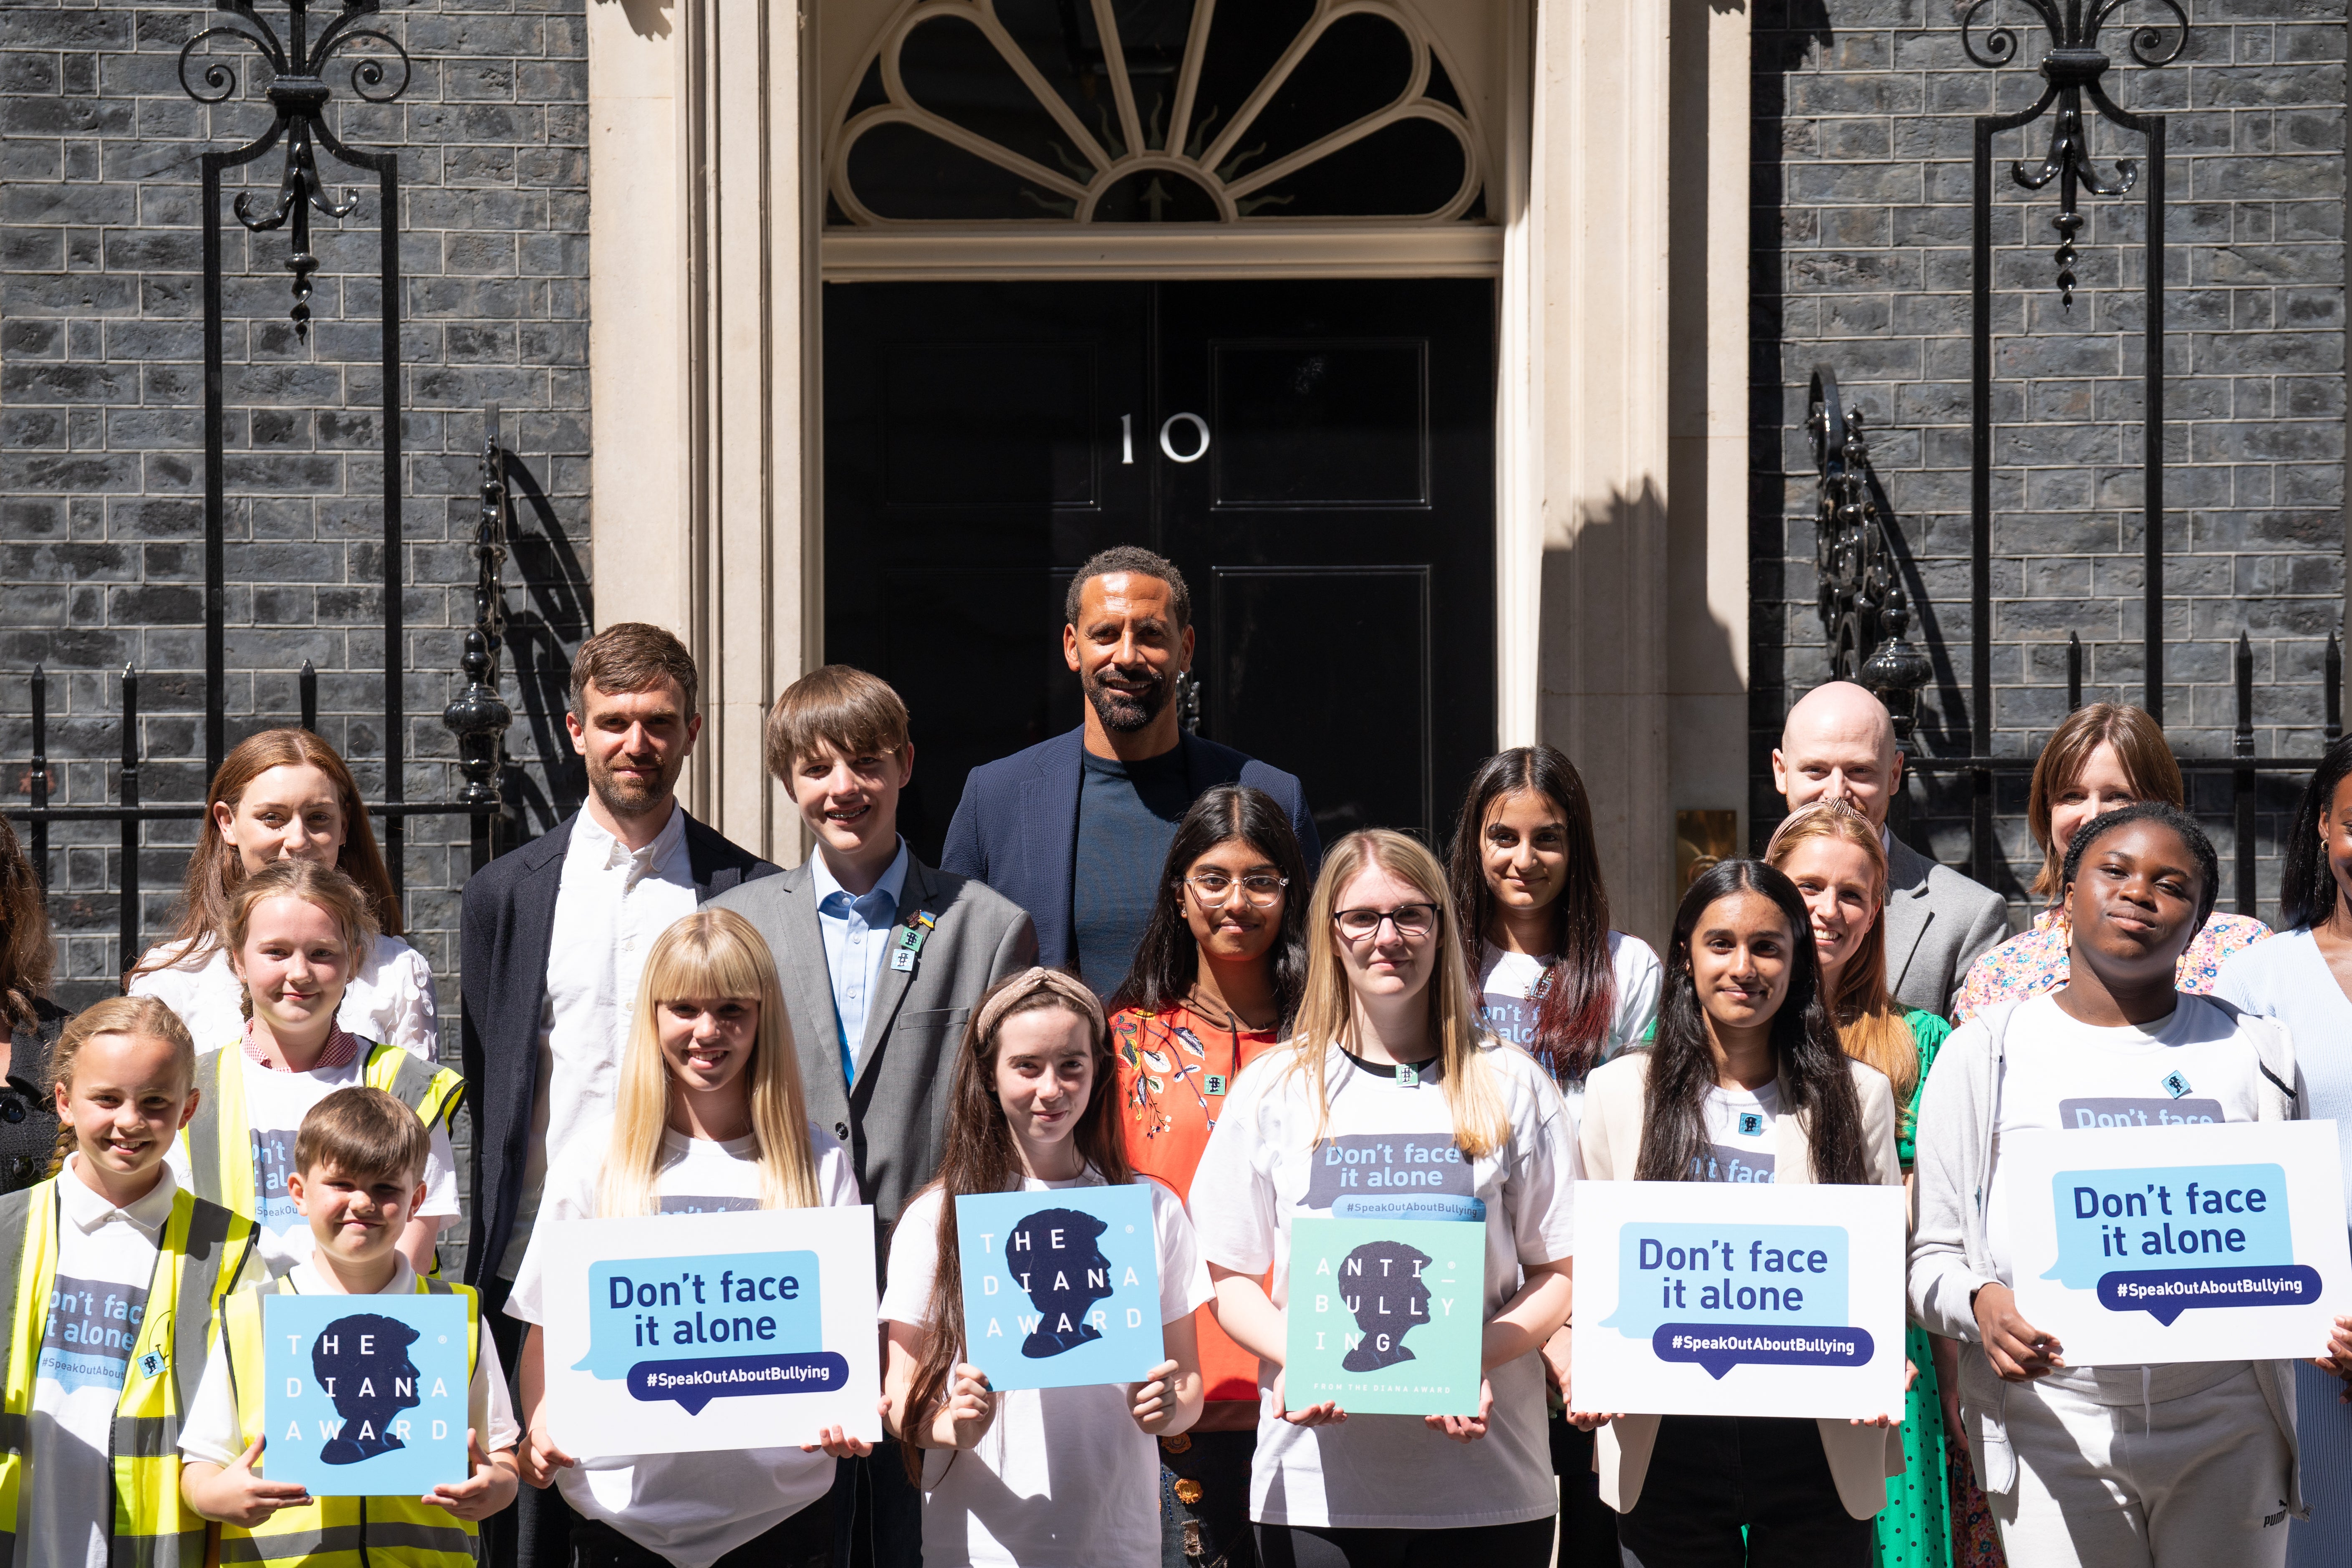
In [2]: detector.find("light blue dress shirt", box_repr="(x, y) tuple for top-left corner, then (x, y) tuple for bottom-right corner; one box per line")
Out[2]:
(812, 838), (910, 1088)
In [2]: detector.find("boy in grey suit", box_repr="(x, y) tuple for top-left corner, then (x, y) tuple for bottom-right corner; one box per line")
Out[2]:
(1774, 681), (2011, 1016)
(709, 664), (1035, 1568)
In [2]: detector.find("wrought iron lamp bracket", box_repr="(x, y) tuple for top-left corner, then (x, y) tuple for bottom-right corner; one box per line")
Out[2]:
(1809, 367), (1933, 744)
(1959, 0), (2186, 306)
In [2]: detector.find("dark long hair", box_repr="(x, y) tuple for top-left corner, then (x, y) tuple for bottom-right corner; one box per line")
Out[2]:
(0, 814), (51, 1028)
(2282, 736), (2352, 931)
(897, 971), (1131, 1482)
(1108, 785), (1312, 1024)
(1635, 859), (1870, 1186)
(1444, 746), (1616, 1081)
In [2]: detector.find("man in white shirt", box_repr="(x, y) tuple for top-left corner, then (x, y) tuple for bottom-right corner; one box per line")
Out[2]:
(459, 623), (779, 1567)
(1773, 680), (2010, 1015)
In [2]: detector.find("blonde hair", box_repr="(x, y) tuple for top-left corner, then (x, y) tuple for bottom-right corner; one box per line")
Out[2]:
(222, 859), (379, 1022)
(1764, 800), (1919, 1110)
(598, 909), (821, 1217)
(1290, 829), (1512, 1158)
(48, 997), (197, 1177)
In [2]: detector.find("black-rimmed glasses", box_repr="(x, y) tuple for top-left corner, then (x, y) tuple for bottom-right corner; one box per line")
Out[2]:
(1332, 903), (1437, 939)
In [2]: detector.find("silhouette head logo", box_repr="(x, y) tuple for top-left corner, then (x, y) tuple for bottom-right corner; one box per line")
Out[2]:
(310, 1312), (422, 1466)
(1339, 1240), (1433, 1373)
(1007, 1207), (1114, 1359)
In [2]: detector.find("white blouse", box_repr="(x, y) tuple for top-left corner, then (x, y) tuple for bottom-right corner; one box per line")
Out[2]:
(129, 932), (439, 1060)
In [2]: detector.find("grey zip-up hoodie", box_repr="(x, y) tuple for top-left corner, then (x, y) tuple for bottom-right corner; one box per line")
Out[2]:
(1905, 993), (2308, 1518)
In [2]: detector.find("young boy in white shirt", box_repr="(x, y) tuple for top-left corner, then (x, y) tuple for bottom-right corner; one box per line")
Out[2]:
(179, 1086), (520, 1559)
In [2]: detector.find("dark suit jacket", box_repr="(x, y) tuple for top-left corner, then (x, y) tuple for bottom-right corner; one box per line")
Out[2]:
(709, 853), (1036, 1245)
(459, 808), (780, 1286)
(939, 726), (1322, 970)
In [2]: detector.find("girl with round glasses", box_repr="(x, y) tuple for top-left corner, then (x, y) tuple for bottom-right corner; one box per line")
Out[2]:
(1109, 785), (1315, 1568)
(1189, 829), (1580, 1567)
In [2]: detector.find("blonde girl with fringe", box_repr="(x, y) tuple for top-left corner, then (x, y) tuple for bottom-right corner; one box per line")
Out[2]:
(1186, 829), (1582, 1566)
(505, 907), (864, 1568)
(1766, 800), (1958, 1568)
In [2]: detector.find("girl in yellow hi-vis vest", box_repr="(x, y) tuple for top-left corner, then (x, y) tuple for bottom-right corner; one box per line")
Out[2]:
(165, 858), (465, 1276)
(178, 1084), (519, 1564)
(0, 996), (262, 1567)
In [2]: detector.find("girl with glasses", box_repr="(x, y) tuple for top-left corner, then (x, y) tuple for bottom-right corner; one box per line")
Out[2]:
(1109, 785), (1315, 1568)
(1581, 857), (1904, 1566)
(1189, 829), (1580, 1568)
(1447, 746), (1663, 1564)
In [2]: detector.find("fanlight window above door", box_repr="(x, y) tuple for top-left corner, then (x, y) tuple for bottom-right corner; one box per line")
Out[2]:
(829, 0), (1484, 225)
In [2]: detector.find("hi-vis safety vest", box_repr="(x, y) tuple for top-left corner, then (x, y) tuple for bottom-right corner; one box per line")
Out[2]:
(182, 1041), (466, 1240)
(0, 1176), (258, 1567)
(215, 1274), (482, 1567)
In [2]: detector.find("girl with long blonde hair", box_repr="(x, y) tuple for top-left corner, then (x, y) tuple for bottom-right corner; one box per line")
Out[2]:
(1765, 800), (1957, 1568)
(1188, 829), (1581, 1566)
(129, 727), (438, 1060)
(507, 908), (866, 1568)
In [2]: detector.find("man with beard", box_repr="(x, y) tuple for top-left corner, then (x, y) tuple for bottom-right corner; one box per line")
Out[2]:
(457, 623), (777, 1567)
(943, 546), (1319, 993)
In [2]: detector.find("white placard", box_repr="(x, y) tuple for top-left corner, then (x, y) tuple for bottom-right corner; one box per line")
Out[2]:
(1572, 1180), (1908, 1420)
(540, 1206), (883, 1458)
(2004, 1120), (2351, 1366)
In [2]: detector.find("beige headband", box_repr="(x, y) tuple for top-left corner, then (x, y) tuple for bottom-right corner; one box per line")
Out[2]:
(973, 967), (1105, 1044)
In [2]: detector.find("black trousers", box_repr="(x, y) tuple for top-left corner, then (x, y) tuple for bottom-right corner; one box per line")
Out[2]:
(570, 1499), (832, 1568)
(1551, 1411), (1621, 1568)
(480, 1270), (578, 1568)
(1613, 1416), (1873, 1568)
(1255, 1518), (1555, 1568)
(829, 1439), (926, 1568)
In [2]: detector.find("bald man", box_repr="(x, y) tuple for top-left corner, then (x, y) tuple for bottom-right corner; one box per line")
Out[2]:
(1772, 681), (2010, 1017)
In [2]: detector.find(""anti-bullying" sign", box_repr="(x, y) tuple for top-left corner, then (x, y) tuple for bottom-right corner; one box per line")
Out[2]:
(2005, 1120), (2352, 1365)
(1572, 1181), (1906, 1419)
(540, 1206), (883, 1457)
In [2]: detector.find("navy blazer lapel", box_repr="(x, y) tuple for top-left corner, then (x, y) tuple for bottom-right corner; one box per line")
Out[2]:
(1027, 730), (1085, 967)
(500, 818), (574, 1123)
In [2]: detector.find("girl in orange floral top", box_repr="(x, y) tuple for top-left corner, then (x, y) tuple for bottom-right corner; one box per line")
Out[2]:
(1954, 703), (2269, 1025)
(1107, 784), (1312, 1568)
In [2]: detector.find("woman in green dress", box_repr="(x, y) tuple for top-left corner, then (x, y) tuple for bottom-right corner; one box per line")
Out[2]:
(1768, 800), (1954, 1568)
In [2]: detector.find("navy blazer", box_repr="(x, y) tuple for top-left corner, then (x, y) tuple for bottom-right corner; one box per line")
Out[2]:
(458, 808), (780, 1288)
(939, 726), (1321, 970)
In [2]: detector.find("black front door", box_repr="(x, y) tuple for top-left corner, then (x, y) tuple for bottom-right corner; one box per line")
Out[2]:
(823, 279), (1495, 864)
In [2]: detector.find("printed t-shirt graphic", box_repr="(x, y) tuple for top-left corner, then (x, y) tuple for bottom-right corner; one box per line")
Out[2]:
(26, 1161), (172, 1568)
(1693, 1081), (1778, 1184)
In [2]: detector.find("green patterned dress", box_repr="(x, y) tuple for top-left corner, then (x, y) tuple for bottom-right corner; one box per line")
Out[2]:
(1874, 1010), (1955, 1568)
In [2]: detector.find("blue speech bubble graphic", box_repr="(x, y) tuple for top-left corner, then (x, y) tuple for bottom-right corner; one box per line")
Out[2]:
(577, 1250), (841, 1414)
(1601, 1222), (1865, 1376)
(2042, 1162), (2310, 1324)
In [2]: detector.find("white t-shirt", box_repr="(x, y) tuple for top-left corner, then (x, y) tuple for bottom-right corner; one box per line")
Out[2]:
(177, 1257), (519, 1469)
(1477, 934), (1663, 1114)
(24, 1158), (172, 1568)
(1186, 1041), (1581, 1530)
(501, 805), (699, 1280)
(1694, 1081), (1781, 1184)
(130, 933), (439, 1061)
(878, 1170), (1212, 1568)
(1979, 992), (2271, 1402)
(164, 1048), (461, 1275)
(505, 1119), (862, 1568)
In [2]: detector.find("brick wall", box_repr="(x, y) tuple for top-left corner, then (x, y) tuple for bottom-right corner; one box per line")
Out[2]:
(0, 0), (595, 1274)
(1752, 0), (2348, 923)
